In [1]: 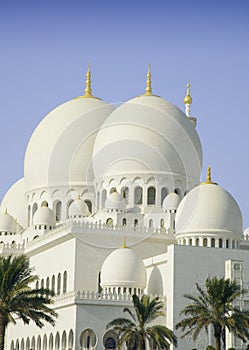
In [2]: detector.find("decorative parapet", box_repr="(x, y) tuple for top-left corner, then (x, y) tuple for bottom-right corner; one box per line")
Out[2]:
(0, 242), (25, 254)
(54, 290), (166, 306)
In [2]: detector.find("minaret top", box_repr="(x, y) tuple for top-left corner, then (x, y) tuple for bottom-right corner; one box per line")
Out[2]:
(83, 63), (93, 98)
(184, 81), (193, 105)
(144, 64), (153, 96)
(201, 165), (218, 185)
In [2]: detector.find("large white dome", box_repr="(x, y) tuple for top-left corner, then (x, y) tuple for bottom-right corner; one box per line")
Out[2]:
(101, 246), (147, 290)
(93, 95), (202, 185)
(175, 183), (243, 235)
(24, 96), (114, 192)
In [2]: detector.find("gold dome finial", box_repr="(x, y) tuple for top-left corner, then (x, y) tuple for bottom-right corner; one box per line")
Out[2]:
(144, 64), (153, 96)
(184, 81), (193, 105)
(77, 194), (81, 200)
(120, 235), (128, 249)
(4, 208), (8, 214)
(201, 165), (218, 185)
(82, 63), (93, 98)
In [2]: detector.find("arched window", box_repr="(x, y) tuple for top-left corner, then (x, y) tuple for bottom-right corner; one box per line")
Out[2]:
(134, 219), (138, 228)
(174, 188), (181, 196)
(26, 338), (30, 350)
(31, 337), (35, 350)
(52, 275), (55, 293)
(85, 200), (92, 214)
(121, 187), (129, 204)
(122, 218), (127, 226)
(16, 340), (20, 350)
(10, 340), (14, 350)
(55, 332), (60, 350)
(41, 279), (44, 289)
(232, 240), (235, 249)
(61, 331), (67, 350)
(161, 187), (168, 206)
(106, 218), (113, 227)
(102, 189), (107, 208)
(134, 187), (143, 205)
(46, 277), (50, 290)
(32, 203), (38, 223)
(37, 336), (42, 350)
(79, 329), (97, 350)
(147, 186), (156, 205)
(196, 238), (199, 246)
(49, 334), (54, 350)
(57, 273), (61, 295)
(226, 239), (229, 248)
(203, 238), (208, 247)
(56, 201), (62, 222)
(149, 219), (153, 228)
(219, 238), (223, 248)
(68, 330), (74, 350)
(211, 238), (215, 247)
(98, 271), (102, 294)
(28, 205), (31, 226)
(97, 191), (100, 208)
(160, 219), (164, 228)
(63, 271), (67, 293)
(189, 239), (192, 246)
(43, 334), (47, 350)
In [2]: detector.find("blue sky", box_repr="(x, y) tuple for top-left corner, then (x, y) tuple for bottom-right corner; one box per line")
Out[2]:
(1, 0), (249, 226)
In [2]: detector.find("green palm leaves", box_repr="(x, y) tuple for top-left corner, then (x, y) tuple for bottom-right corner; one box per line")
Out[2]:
(176, 277), (249, 350)
(107, 294), (177, 350)
(0, 255), (57, 350)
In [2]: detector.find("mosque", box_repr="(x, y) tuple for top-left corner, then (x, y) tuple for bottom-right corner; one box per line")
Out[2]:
(1, 65), (249, 350)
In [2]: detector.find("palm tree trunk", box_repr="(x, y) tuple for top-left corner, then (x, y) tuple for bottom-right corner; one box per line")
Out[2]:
(215, 337), (221, 350)
(0, 316), (6, 350)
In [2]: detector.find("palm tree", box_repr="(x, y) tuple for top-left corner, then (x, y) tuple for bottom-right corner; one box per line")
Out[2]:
(175, 276), (249, 350)
(0, 255), (57, 350)
(106, 294), (177, 350)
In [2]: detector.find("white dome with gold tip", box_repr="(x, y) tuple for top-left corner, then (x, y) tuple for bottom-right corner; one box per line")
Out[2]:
(105, 191), (126, 212)
(24, 68), (114, 192)
(33, 205), (56, 227)
(101, 243), (146, 290)
(0, 210), (17, 234)
(175, 168), (243, 236)
(93, 68), (202, 186)
(1, 178), (26, 228)
(68, 197), (90, 218)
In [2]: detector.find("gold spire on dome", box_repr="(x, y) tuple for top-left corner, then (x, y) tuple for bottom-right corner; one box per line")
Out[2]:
(83, 63), (93, 98)
(201, 165), (218, 185)
(4, 208), (8, 214)
(184, 81), (193, 105)
(144, 64), (153, 96)
(77, 194), (81, 200)
(120, 235), (128, 249)
(74, 63), (99, 99)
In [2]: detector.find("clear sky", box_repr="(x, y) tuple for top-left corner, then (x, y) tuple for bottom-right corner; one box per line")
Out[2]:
(1, 0), (249, 226)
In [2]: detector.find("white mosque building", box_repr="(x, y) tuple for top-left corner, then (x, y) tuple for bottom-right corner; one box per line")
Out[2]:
(1, 66), (249, 350)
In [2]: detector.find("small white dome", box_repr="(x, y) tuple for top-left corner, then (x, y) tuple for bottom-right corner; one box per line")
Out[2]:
(162, 193), (180, 211)
(1, 178), (27, 228)
(33, 206), (56, 226)
(0, 211), (17, 233)
(175, 183), (243, 235)
(68, 198), (90, 218)
(101, 246), (146, 289)
(105, 191), (126, 212)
